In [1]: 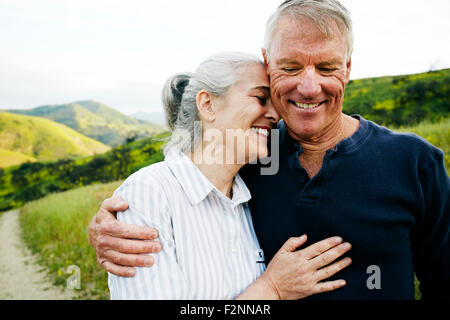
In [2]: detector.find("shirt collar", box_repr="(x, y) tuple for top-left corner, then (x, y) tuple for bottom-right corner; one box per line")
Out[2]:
(165, 150), (251, 207)
(278, 114), (370, 155)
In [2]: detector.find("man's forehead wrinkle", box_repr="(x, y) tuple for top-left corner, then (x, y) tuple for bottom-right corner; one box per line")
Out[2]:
(269, 18), (348, 66)
(283, 13), (343, 39)
(269, 15), (347, 58)
(273, 40), (345, 65)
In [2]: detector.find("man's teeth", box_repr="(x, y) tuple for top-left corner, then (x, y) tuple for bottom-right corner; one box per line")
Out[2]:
(294, 102), (321, 109)
(251, 127), (269, 137)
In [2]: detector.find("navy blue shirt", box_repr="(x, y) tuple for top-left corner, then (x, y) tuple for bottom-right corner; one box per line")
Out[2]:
(241, 115), (450, 300)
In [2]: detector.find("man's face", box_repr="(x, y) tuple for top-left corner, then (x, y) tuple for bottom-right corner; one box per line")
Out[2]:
(265, 18), (352, 141)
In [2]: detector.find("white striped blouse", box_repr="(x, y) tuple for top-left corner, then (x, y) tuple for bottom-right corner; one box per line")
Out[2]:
(108, 150), (266, 299)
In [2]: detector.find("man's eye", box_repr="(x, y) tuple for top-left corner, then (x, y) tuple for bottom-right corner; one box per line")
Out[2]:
(319, 68), (337, 72)
(256, 96), (267, 105)
(283, 68), (298, 72)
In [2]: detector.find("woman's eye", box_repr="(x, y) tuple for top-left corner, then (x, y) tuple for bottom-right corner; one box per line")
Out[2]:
(256, 96), (267, 105)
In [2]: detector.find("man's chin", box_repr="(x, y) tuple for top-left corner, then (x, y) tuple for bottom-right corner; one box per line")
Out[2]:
(285, 121), (320, 140)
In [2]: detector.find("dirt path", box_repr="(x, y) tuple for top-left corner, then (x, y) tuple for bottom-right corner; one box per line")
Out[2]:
(0, 210), (75, 300)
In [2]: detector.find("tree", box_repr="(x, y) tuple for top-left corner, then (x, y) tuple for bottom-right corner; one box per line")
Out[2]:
(0, 168), (5, 185)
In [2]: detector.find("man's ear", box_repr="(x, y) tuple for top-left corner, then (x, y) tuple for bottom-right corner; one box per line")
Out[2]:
(345, 55), (352, 84)
(196, 90), (215, 120)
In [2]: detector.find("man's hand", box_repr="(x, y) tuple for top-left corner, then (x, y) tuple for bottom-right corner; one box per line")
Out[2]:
(88, 196), (161, 277)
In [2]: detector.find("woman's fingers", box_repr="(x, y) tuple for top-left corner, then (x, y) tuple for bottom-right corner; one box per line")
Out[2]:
(311, 279), (347, 295)
(309, 242), (352, 269)
(261, 235), (350, 300)
(278, 235), (308, 253)
(314, 257), (352, 282)
(299, 236), (343, 260)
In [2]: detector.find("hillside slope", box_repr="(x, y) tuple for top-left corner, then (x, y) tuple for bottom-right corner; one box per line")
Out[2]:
(0, 112), (110, 167)
(130, 111), (166, 125)
(6, 100), (165, 146)
(0, 148), (36, 168)
(0, 131), (169, 211)
(344, 68), (450, 127)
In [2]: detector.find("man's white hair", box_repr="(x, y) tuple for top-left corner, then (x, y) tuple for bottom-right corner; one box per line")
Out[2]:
(264, 0), (354, 61)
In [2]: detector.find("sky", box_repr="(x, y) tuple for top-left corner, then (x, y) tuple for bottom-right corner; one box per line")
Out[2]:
(1, 0), (449, 115)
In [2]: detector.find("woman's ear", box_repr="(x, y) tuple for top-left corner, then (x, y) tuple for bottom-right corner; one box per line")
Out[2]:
(196, 90), (216, 122)
(261, 48), (269, 68)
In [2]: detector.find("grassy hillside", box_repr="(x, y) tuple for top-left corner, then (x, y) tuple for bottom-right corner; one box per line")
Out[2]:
(79, 100), (143, 125)
(397, 117), (450, 170)
(6, 100), (166, 146)
(19, 181), (123, 299)
(0, 132), (169, 211)
(130, 111), (166, 125)
(0, 112), (110, 167)
(344, 68), (449, 127)
(0, 148), (36, 168)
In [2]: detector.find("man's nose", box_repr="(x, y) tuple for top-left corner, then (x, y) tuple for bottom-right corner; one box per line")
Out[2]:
(296, 67), (321, 98)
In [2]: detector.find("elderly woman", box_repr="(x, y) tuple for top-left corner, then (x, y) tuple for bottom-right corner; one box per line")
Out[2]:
(108, 52), (351, 300)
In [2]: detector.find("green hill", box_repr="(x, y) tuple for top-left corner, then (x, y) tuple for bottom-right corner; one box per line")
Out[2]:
(344, 68), (450, 127)
(397, 117), (450, 170)
(6, 100), (166, 146)
(0, 148), (37, 168)
(0, 112), (110, 167)
(0, 131), (169, 211)
(78, 100), (142, 125)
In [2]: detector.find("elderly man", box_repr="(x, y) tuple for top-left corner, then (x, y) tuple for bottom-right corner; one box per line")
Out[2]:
(89, 0), (449, 299)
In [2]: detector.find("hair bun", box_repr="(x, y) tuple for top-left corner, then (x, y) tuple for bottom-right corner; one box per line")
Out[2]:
(161, 73), (192, 130)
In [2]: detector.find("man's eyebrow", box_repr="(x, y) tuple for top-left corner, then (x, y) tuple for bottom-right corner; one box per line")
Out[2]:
(275, 58), (299, 65)
(317, 59), (342, 66)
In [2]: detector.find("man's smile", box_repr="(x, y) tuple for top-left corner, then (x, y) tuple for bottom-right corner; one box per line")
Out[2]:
(288, 99), (327, 110)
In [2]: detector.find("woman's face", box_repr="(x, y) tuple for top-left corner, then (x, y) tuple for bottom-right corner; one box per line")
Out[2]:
(211, 63), (280, 163)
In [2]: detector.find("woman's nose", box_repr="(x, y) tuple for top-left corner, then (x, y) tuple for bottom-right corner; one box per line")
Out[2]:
(265, 100), (280, 123)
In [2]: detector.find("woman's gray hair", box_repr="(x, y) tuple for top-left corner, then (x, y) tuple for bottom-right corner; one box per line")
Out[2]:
(264, 0), (353, 61)
(162, 51), (263, 155)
